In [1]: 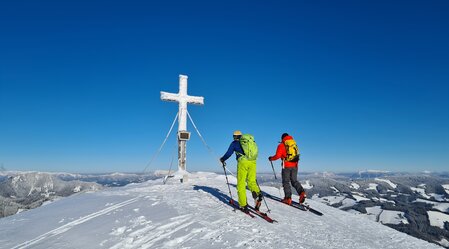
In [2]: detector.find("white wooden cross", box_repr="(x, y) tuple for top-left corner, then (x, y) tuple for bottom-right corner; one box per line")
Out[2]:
(160, 75), (204, 173)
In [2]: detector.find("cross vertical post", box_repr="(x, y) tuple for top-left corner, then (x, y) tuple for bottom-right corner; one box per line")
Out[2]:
(160, 75), (204, 178)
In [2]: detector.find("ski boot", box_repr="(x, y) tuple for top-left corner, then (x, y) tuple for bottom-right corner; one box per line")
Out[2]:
(254, 194), (263, 211)
(240, 205), (249, 213)
(281, 197), (292, 205)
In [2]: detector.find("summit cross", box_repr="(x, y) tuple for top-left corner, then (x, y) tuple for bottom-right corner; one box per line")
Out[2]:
(160, 75), (204, 173)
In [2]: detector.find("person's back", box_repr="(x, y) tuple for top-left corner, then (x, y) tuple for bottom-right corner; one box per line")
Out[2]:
(220, 131), (263, 211)
(274, 134), (298, 168)
(284, 136), (299, 163)
(269, 133), (306, 204)
(238, 134), (258, 161)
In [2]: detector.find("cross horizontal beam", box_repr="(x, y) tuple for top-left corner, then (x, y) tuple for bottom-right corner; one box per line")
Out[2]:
(160, 92), (204, 105)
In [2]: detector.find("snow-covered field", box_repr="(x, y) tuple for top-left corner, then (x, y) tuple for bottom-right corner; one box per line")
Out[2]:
(428, 211), (449, 229)
(411, 186), (431, 199)
(415, 199), (449, 213)
(443, 184), (449, 195)
(379, 210), (408, 225)
(350, 192), (370, 202)
(350, 182), (360, 190)
(371, 197), (395, 204)
(0, 172), (443, 249)
(313, 195), (345, 206)
(364, 206), (383, 222)
(338, 198), (357, 209)
(330, 186), (340, 193)
(365, 183), (378, 191)
(303, 180), (313, 189)
(375, 178), (397, 189)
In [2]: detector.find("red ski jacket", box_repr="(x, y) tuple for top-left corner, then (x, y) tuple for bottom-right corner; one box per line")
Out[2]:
(269, 135), (298, 168)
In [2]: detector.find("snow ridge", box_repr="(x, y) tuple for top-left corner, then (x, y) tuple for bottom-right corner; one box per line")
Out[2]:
(0, 172), (442, 249)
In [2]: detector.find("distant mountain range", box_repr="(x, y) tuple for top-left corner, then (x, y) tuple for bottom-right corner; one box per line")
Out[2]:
(1, 170), (448, 248)
(0, 171), (158, 218)
(258, 171), (449, 248)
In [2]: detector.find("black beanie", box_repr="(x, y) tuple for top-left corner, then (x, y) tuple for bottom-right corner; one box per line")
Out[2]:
(281, 133), (289, 139)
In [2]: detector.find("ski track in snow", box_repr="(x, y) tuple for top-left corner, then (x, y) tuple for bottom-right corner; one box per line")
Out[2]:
(11, 196), (141, 249)
(109, 214), (197, 249)
(1, 173), (444, 249)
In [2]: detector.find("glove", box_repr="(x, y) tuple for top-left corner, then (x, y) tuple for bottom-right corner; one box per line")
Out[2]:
(268, 156), (273, 161)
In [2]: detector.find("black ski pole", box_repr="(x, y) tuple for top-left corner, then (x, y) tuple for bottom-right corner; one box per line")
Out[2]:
(270, 160), (277, 179)
(271, 160), (283, 197)
(256, 179), (271, 213)
(222, 162), (236, 210)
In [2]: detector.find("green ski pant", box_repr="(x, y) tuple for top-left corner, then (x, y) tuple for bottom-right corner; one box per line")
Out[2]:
(237, 159), (260, 207)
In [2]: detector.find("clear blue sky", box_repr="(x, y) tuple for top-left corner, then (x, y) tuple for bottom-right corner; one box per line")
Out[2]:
(1, 0), (448, 173)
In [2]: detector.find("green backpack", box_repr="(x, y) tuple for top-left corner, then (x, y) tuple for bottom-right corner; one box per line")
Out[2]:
(239, 134), (258, 161)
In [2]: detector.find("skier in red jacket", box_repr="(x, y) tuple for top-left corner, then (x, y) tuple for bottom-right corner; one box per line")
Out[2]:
(269, 133), (306, 205)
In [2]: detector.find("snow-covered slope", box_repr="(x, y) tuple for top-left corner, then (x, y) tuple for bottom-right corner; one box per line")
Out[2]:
(0, 172), (442, 249)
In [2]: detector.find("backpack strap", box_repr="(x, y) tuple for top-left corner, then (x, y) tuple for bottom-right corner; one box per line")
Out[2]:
(235, 139), (245, 157)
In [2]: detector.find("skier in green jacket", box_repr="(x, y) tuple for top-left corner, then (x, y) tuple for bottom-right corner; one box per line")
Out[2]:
(220, 130), (263, 212)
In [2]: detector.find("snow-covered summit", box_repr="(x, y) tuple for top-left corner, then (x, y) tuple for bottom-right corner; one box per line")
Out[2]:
(0, 172), (442, 249)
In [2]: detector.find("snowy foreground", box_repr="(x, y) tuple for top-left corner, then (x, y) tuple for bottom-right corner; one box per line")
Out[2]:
(0, 172), (442, 249)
